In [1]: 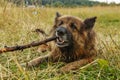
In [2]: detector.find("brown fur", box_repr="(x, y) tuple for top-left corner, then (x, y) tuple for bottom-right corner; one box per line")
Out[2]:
(37, 44), (51, 53)
(27, 12), (97, 72)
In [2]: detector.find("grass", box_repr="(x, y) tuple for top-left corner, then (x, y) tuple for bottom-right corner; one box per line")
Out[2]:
(0, 3), (120, 80)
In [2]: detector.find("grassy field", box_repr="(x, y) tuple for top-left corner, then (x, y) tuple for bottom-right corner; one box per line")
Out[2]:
(0, 4), (120, 80)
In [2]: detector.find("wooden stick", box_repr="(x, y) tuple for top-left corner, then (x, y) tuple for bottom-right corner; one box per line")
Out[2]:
(0, 36), (57, 54)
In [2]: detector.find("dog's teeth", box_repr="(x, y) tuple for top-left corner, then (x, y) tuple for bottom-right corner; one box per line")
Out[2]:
(57, 39), (59, 42)
(61, 40), (64, 43)
(56, 37), (65, 44)
(59, 37), (63, 41)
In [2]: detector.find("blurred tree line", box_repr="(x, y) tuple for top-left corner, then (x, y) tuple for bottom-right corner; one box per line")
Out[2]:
(6, 0), (120, 7)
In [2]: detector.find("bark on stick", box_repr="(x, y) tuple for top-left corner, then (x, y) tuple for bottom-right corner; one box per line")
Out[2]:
(0, 36), (57, 54)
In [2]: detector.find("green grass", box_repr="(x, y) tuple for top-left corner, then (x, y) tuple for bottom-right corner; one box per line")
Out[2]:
(0, 5), (120, 80)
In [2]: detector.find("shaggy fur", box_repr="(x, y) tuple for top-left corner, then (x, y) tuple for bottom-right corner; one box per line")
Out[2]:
(27, 12), (97, 72)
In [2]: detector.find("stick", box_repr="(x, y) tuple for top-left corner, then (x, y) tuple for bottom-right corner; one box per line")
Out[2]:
(0, 36), (57, 54)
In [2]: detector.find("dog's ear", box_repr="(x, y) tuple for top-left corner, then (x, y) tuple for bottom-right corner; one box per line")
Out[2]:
(56, 12), (61, 18)
(52, 12), (62, 31)
(84, 16), (97, 30)
(55, 12), (61, 23)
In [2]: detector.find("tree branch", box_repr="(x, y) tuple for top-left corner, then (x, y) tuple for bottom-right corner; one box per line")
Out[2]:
(0, 36), (57, 54)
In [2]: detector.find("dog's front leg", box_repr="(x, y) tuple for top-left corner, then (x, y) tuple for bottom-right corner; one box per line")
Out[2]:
(26, 54), (52, 67)
(60, 58), (94, 72)
(26, 52), (61, 68)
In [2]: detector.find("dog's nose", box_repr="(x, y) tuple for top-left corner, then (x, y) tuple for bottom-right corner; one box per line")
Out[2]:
(56, 27), (66, 36)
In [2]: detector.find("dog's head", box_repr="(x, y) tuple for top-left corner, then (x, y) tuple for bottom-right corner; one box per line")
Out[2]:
(53, 12), (97, 48)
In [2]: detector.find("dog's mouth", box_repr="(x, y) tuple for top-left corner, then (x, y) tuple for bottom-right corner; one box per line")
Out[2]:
(55, 33), (69, 47)
(57, 36), (65, 44)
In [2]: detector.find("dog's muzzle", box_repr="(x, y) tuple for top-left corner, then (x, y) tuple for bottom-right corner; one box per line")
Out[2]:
(55, 27), (70, 47)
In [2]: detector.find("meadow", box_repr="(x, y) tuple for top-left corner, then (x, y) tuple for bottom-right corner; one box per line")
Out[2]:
(0, 4), (120, 80)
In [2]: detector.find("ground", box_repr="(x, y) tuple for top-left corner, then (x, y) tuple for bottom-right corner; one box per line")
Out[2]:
(0, 6), (120, 80)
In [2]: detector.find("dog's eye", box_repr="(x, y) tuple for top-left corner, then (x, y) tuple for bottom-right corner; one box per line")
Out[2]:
(70, 23), (77, 30)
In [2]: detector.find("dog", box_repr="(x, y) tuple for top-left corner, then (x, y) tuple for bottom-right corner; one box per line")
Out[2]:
(27, 12), (97, 72)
